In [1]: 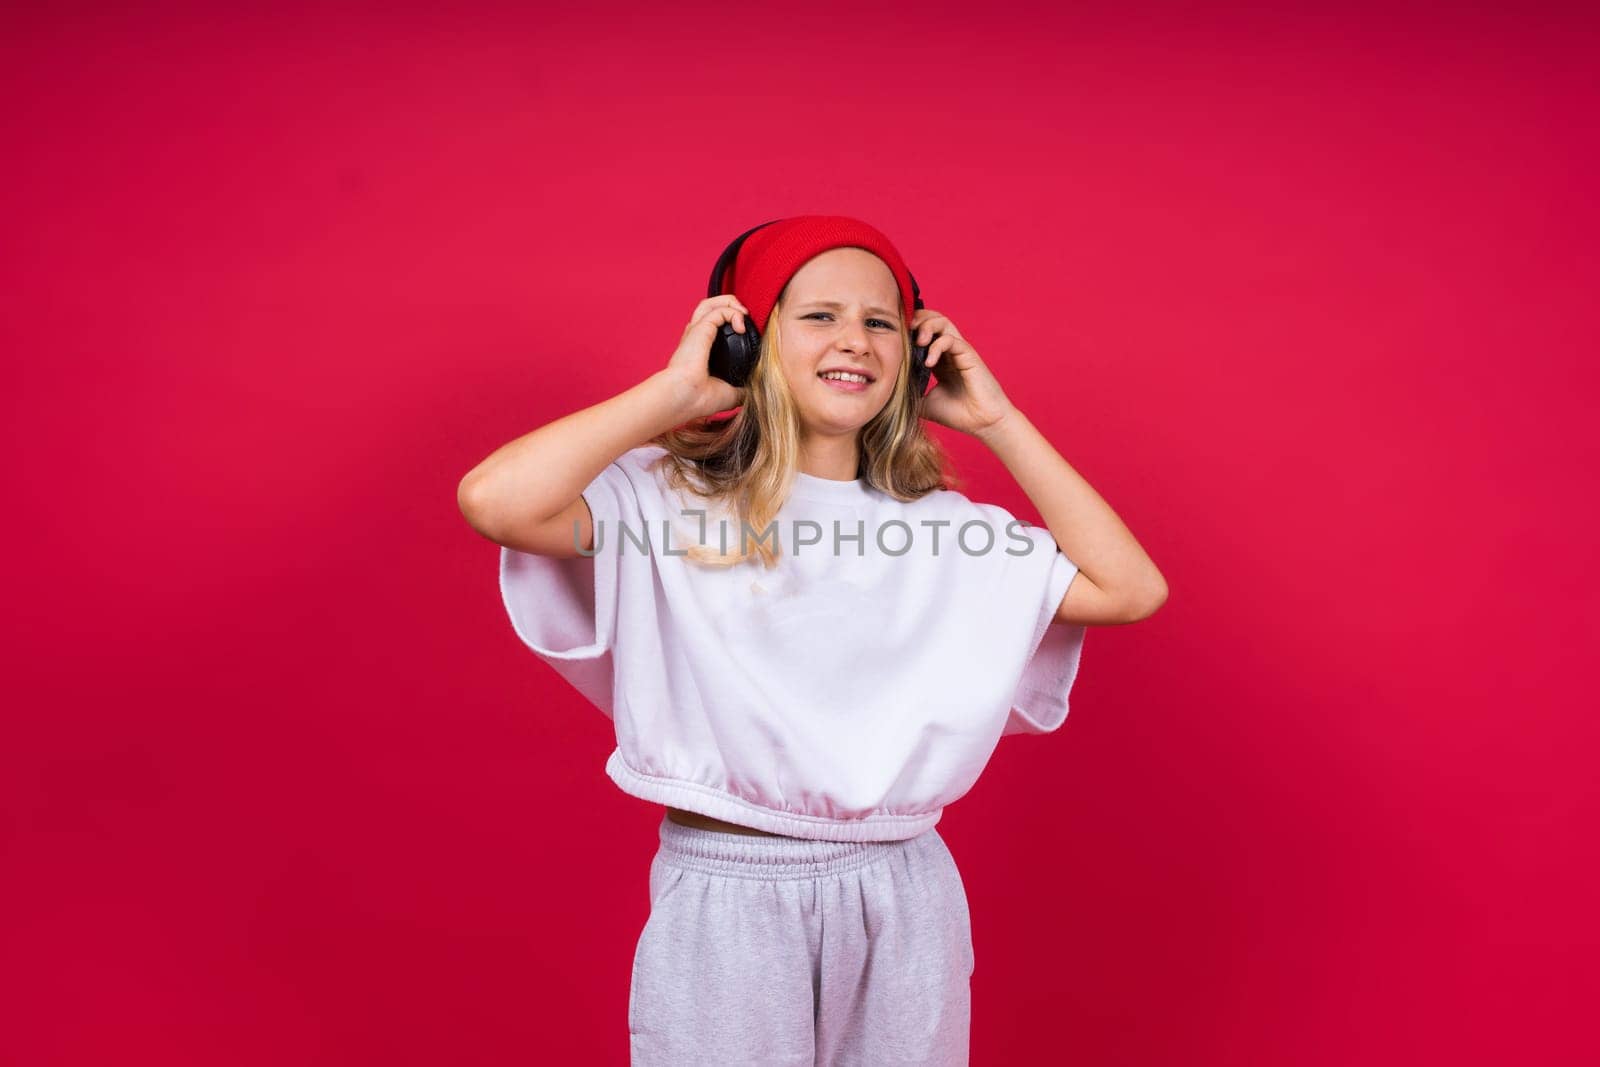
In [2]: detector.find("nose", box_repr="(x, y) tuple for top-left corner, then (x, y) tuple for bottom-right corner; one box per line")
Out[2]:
(836, 316), (870, 353)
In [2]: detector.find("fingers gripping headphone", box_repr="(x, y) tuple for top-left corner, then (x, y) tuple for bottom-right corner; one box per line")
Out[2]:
(704, 219), (934, 397)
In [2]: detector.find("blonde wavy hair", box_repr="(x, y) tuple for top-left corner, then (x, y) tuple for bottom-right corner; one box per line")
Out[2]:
(647, 289), (964, 569)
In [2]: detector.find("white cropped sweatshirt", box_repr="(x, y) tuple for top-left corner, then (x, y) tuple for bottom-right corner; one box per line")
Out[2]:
(498, 445), (1087, 841)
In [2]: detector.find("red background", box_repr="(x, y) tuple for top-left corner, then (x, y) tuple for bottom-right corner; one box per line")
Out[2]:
(5, 3), (1596, 1064)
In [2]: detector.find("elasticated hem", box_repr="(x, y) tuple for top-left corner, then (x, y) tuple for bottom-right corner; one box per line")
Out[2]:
(605, 748), (943, 843)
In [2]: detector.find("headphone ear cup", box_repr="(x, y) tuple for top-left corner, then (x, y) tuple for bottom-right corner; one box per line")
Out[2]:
(708, 313), (760, 387)
(909, 337), (932, 398)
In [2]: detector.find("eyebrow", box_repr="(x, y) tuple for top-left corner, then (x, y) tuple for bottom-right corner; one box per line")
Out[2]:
(797, 300), (900, 320)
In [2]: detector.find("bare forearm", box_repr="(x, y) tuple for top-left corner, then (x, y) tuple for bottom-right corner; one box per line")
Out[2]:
(458, 370), (700, 537)
(977, 408), (1167, 610)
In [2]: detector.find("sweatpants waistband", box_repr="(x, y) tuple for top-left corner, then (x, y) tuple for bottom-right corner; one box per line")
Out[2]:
(655, 813), (930, 881)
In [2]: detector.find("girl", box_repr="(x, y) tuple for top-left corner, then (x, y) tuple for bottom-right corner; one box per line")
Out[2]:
(458, 215), (1167, 1065)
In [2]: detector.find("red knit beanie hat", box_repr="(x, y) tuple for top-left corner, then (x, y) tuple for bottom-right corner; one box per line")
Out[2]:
(719, 215), (917, 335)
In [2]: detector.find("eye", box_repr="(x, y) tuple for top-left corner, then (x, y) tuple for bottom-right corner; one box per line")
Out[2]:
(803, 312), (898, 330)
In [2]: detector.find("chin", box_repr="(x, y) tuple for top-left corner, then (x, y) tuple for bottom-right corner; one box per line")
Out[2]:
(800, 411), (869, 435)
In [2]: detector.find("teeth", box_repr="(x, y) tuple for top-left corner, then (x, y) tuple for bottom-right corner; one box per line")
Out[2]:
(820, 371), (869, 383)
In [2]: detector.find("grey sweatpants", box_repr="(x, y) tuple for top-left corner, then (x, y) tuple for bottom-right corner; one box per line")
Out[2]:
(627, 813), (975, 1066)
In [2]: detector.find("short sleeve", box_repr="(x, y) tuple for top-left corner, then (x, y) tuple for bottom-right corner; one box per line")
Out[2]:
(497, 458), (640, 719)
(979, 508), (1088, 737)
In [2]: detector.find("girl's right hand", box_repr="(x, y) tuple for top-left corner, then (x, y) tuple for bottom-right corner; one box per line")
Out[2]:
(662, 295), (749, 419)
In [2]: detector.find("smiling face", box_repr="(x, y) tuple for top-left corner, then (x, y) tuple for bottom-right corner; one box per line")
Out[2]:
(773, 247), (907, 440)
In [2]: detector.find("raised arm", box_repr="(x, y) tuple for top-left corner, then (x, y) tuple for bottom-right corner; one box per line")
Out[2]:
(979, 409), (1168, 626)
(907, 306), (1168, 627)
(457, 295), (750, 556)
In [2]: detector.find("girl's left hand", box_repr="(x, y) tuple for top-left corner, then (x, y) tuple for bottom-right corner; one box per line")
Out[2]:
(911, 309), (1018, 437)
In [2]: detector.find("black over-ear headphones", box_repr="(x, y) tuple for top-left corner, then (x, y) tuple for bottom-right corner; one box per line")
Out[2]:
(704, 219), (934, 397)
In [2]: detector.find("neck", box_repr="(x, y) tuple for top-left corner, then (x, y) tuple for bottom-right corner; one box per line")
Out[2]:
(797, 435), (861, 481)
